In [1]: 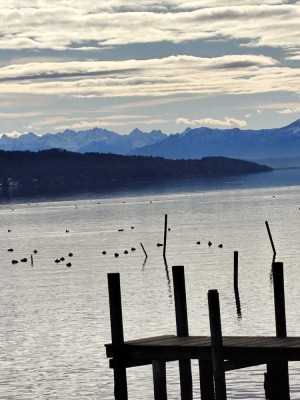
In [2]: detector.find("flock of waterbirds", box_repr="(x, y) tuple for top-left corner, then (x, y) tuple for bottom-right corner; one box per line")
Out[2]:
(6, 222), (224, 266)
(3, 196), (245, 273)
(4, 194), (289, 270)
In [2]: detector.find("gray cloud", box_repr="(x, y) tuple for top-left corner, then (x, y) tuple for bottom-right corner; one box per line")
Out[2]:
(0, 55), (298, 100)
(0, 3), (299, 53)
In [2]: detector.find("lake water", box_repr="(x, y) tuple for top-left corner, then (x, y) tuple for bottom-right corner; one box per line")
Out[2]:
(1, 169), (300, 399)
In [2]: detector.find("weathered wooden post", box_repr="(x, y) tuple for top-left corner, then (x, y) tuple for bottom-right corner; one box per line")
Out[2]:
(233, 251), (242, 318)
(152, 360), (168, 400)
(208, 290), (227, 400)
(31, 254), (33, 266)
(233, 251), (238, 289)
(199, 361), (215, 400)
(265, 221), (276, 257)
(107, 273), (128, 400)
(163, 214), (168, 262)
(172, 266), (193, 400)
(265, 262), (290, 399)
(140, 242), (148, 258)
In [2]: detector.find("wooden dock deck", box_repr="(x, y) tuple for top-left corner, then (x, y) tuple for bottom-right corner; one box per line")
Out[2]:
(105, 261), (296, 399)
(106, 335), (300, 364)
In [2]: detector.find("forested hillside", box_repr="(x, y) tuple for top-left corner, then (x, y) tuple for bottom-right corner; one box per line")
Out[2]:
(0, 149), (272, 188)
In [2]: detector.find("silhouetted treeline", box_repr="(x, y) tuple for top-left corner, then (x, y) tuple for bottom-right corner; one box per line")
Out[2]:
(0, 149), (272, 188)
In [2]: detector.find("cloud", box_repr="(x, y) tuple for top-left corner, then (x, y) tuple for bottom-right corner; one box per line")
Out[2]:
(54, 118), (170, 131)
(1, 54), (296, 100)
(0, 54), (276, 81)
(0, 130), (22, 138)
(0, 3), (299, 54)
(277, 107), (300, 114)
(0, 111), (45, 119)
(176, 116), (247, 127)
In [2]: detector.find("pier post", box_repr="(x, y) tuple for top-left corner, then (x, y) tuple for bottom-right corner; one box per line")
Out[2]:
(265, 262), (290, 400)
(152, 360), (168, 400)
(208, 290), (227, 400)
(172, 266), (193, 400)
(273, 262), (287, 337)
(233, 251), (238, 289)
(199, 361), (215, 400)
(107, 273), (128, 400)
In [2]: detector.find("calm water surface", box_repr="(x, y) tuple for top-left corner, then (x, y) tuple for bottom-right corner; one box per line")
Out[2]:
(1, 169), (300, 399)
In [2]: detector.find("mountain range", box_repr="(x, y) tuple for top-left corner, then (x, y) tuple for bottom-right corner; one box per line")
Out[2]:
(0, 128), (166, 154)
(1, 120), (300, 166)
(131, 120), (300, 165)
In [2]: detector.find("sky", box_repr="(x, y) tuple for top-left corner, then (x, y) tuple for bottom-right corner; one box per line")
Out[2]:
(0, 0), (300, 137)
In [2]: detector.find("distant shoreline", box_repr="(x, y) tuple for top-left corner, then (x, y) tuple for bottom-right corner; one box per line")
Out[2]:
(0, 149), (271, 189)
(1, 168), (300, 206)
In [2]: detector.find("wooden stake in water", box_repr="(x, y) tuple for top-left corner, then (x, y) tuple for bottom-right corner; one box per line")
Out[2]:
(140, 242), (148, 258)
(31, 254), (33, 266)
(233, 251), (238, 289)
(265, 221), (276, 257)
(163, 214), (168, 261)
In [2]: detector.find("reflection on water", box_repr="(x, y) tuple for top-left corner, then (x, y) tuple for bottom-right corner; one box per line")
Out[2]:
(0, 169), (300, 399)
(163, 258), (172, 297)
(1, 168), (300, 205)
(234, 286), (242, 319)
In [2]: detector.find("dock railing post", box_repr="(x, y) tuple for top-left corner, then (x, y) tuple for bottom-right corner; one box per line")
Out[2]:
(208, 289), (227, 400)
(172, 266), (193, 400)
(107, 273), (128, 400)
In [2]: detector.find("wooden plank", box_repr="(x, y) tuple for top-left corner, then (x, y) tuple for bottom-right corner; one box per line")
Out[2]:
(106, 336), (300, 363)
(109, 357), (176, 369)
(108, 336), (300, 351)
(125, 335), (175, 345)
(224, 360), (265, 371)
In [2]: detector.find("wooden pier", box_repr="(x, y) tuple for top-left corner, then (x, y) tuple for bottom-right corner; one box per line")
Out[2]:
(105, 262), (299, 399)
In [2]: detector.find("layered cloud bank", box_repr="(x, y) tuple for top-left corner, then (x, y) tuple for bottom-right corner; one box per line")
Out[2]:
(1, 2), (299, 52)
(0, 1), (299, 134)
(1, 54), (299, 99)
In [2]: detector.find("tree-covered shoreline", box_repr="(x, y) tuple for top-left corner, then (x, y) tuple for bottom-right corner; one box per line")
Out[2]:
(0, 149), (272, 188)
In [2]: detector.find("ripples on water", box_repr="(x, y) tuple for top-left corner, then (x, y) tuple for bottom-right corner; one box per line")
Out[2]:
(0, 170), (300, 399)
